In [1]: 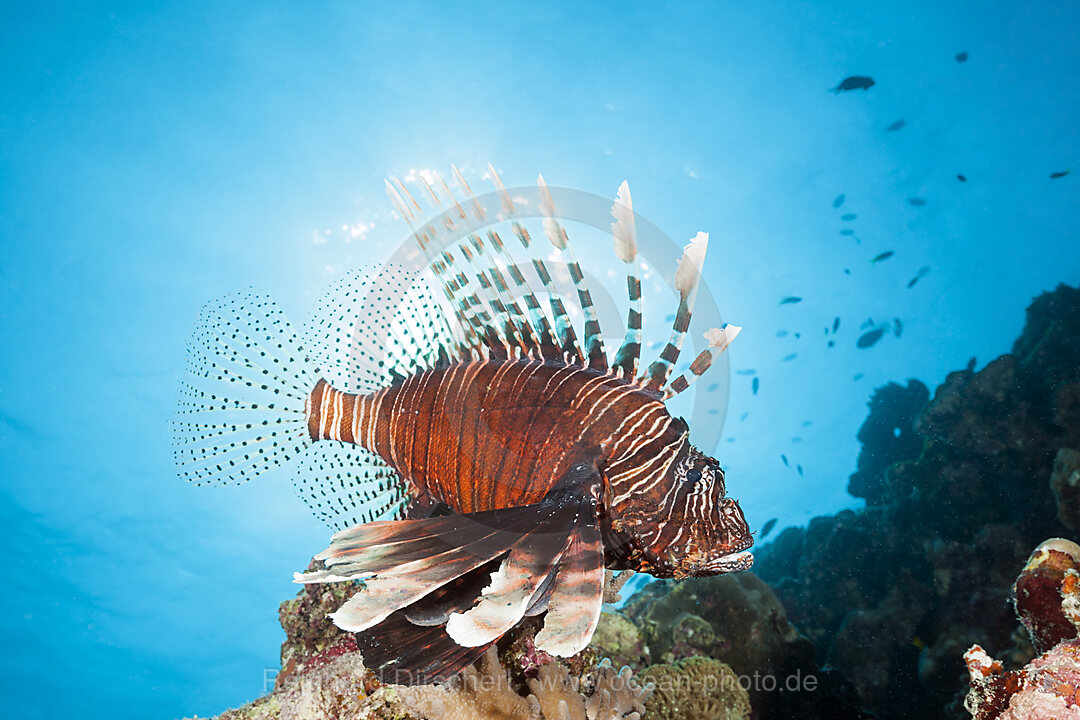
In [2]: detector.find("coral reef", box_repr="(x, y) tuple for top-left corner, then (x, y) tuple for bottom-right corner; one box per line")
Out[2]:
(847, 379), (930, 505)
(275, 562), (362, 688)
(752, 283), (1080, 719)
(963, 538), (1080, 719)
(1052, 449), (1080, 531)
(191, 583), (656, 720)
(397, 648), (652, 720)
(615, 572), (873, 719)
(638, 657), (750, 720)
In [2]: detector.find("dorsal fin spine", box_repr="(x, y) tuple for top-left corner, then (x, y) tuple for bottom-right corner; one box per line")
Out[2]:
(662, 324), (741, 399)
(642, 232), (709, 392)
(537, 175), (608, 370)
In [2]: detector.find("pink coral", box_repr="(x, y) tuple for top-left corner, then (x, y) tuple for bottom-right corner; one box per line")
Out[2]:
(964, 539), (1080, 719)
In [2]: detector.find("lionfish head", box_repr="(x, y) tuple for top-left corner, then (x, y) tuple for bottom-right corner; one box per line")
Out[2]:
(609, 432), (754, 579)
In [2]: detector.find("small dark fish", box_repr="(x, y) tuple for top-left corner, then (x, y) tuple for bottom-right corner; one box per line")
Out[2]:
(854, 373), (864, 381)
(780, 454), (789, 467)
(760, 518), (778, 539)
(844, 268), (851, 275)
(893, 318), (903, 337)
(857, 327), (886, 348)
(707, 383), (719, 392)
(752, 377), (760, 394)
(782, 353), (798, 362)
(736, 369), (757, 376)
(871, 250), (895, 264)
(776, 330), (789, 338)
(1051, 170), (1071, 179)
(841, 213), (857, 221)
(955, 51), (968, 63)
(967, 357), (977, 372)
(833, 194), (846, 208)
(832, 317), (841, 333)
(907, 265), (931, 288)
(908, 197), (927, 207)
(827, 340), (835, 348)
(796, 465), (804, 476)
(794, 332), (801, 339)
(957, 174), (967, 182)
(780, 296), (802, 305)
(824, 326), (829, 335)
(886, 119), (906, 132)
(840, 229), (855, 236)
(832, 75), (875, 93)
(739, 411), (749, 422)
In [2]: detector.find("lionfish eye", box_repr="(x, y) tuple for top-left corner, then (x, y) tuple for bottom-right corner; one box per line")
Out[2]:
(686, 469), (702, 484)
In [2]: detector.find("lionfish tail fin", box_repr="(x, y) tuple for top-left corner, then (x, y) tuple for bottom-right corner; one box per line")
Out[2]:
(171, 290), (319, 486)
(641, 231), (709, 393)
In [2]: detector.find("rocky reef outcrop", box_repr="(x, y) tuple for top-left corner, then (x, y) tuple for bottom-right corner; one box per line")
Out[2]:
(753, 283), (1080, 719)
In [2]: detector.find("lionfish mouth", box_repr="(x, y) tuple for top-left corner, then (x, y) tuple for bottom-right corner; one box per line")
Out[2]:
(705, 550), (755, 573)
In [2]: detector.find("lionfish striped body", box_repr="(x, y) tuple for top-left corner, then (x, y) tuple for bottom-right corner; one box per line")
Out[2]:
(172, 167), (753, 685)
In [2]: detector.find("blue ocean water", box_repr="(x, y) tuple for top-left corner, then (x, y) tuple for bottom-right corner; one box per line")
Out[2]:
(1, 2), (1077, 718)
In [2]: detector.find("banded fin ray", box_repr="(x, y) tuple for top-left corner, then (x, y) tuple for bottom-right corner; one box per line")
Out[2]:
(610, 181), (643, 378)
(392, 174), (514, 360)
(444, 498), (580, 647)
(486, 166), (583, 362)
(538, 174), (608, 370)
(663, 324), (742, 399)
(534, 503), (606, 657)
(355, 609), (493, 685)
(642, 231), (709, 393)
(296, 503), (573, 632)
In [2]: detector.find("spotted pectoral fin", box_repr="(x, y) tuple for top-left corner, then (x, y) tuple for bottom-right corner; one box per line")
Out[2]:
(534, 507), (606, 657)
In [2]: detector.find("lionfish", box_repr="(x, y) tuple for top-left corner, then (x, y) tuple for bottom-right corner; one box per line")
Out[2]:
(172, 167), (753, 685)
